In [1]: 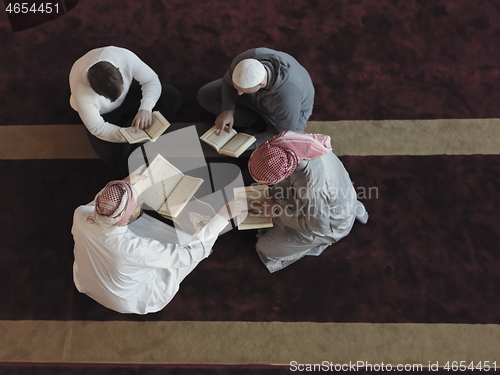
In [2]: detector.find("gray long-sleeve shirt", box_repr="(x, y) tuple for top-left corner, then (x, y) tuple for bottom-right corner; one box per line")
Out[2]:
(270, 153), (358, 245)
(221, 48), (315, 133)
(255, 152), (360, 272)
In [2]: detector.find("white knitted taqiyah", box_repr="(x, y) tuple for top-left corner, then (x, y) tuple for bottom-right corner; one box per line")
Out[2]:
(232, 59), (266, 89)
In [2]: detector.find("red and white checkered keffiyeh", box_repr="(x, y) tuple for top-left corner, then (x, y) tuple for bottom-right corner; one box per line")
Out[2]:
(248, 131), (332, 185)
(87, 181), (139, 227)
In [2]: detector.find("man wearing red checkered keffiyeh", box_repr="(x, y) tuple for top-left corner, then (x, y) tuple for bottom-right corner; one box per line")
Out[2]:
(248, 131), (332, 185)
(71, 176), (244, 314)
(247, 131), (369, 273)
(86, 180), (140, 227)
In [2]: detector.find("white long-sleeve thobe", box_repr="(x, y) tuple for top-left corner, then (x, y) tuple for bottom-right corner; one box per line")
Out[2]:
(72, 206), (228, 314)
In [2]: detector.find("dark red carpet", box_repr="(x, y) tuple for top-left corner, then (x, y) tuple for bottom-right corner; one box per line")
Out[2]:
(0, 364), (291, 374)
(0, 363), (462, 374)
(1, 155), (499, 323)
(1, 0), (500, 125)
(1, 0), (497, 372)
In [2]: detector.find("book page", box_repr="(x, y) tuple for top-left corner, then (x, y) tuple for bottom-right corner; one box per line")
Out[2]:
(139, 179), (174, 211)
(135, 155), (184, 211)
(144, 111), (170, 141)
(200, 126), (237, 151)
(161, 175), (204, 217)
(237, 212), (272, 226)
(234, 185), (273, 229)
(119, 127), (150, 143)
(220, 133), (256, 157)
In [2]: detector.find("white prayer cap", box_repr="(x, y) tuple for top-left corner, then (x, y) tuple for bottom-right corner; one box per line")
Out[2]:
(232, 59), (266, 89)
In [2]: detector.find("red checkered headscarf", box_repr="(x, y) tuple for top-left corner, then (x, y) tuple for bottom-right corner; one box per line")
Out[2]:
(248, 131), (332, 185)
(87, 181), (139, 227)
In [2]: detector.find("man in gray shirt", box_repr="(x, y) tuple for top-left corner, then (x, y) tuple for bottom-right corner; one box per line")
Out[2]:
(197, 47), (315, 147)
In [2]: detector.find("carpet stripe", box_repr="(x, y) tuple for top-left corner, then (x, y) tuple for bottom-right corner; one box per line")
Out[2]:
(2, 119), (500, 160)
(306, 118), (500, 155)
(1, 321), (499, 365)
(0, 125), (98, 160)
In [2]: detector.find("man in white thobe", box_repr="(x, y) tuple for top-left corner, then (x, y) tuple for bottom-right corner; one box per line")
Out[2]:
(71, 179), (242, 314)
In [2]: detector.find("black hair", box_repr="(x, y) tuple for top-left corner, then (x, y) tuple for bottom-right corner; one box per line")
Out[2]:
(87, 61), (124, 102)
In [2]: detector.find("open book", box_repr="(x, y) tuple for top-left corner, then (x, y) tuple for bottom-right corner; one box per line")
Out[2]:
(233, 185), (274, 230)
(200, 125), (256, 158)
(133, 154), (203, 218)
(119, 111), (170, 144)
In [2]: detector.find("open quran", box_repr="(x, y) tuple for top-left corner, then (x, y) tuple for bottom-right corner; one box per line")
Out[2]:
(119, 111), (170, 144)
(200, 125), (256, 157)
(233, 185), (274, 230)
(133, 154), (203, 218)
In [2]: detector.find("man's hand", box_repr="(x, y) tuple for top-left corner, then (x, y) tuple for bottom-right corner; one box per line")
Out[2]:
(214, 110), (235, 135)
(249, 197), (282, 218)
(217, 199), (246, 221)
(132, 109), (153, 132)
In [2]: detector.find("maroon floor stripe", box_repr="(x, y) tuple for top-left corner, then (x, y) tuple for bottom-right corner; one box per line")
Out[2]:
(1, 156), (499, 323)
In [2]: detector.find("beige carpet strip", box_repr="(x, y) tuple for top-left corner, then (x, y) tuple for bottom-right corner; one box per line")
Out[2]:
(305, 118), (500, 156)
(1, 320), (499, 366)
(1, 118), (500, 159)
(0, 125), (98, 160)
